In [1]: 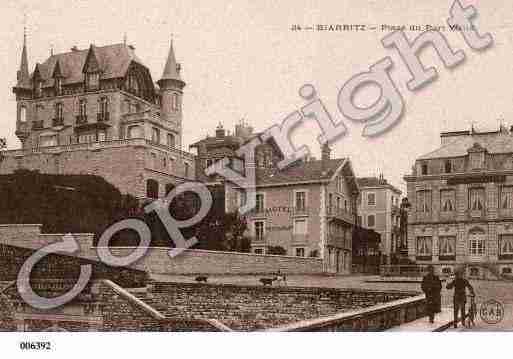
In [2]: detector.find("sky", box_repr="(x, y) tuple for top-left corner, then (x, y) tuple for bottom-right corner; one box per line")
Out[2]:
(1, 0), (512, 193)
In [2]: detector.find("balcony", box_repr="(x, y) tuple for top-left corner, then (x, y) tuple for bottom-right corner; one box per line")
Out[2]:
(327, 207), (354, 224)
(76, 115), (88, 125)
(52, 117), (64, 127)
(97, 112), (110, 122)
(32, 120), (44, 130)
(292, 207), (309, 216)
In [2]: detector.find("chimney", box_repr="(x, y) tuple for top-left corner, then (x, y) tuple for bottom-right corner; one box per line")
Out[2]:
(321, 143), (331, 161)
(216, 122), (225, 138)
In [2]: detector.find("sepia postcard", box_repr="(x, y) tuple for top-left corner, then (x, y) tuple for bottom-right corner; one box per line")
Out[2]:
(0, 0), (511, 357)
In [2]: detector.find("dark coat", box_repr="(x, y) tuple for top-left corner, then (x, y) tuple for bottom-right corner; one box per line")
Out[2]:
(422, 273), (442, 314)
(446, 277), (474, 303)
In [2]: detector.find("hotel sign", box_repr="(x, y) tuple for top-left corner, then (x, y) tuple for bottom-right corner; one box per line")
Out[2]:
(447, 175), (506, 186)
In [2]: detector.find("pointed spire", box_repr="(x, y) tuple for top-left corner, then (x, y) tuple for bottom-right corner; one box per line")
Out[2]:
(16, 25), (30, 88)
(82, 44), (101, 73)
(160, 35), (182, 82)
(52, 59), (63, 78)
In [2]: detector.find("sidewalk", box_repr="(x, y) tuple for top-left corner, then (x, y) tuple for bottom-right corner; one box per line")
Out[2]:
(387, 308), (454, 332)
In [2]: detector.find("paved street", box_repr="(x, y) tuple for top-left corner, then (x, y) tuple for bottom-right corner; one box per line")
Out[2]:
(152, 274), (513, 331)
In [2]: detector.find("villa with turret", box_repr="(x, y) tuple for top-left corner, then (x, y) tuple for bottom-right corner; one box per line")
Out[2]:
(0, 34), (195, 199)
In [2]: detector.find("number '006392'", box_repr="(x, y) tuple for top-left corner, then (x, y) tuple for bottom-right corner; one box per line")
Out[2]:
(19, 341), (52, 350)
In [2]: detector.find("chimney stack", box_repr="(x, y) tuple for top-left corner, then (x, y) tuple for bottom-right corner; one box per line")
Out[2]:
(321, 143), (331, 161)
(216, 122), (225, 138)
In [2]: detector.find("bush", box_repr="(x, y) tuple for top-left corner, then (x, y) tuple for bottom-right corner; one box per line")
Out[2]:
(267, 246), (287, 255)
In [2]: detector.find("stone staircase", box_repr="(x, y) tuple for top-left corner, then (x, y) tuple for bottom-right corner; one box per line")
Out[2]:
(126, 287), (233, 331)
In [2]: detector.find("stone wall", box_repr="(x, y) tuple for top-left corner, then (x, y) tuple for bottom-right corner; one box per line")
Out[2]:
(267, 294), (426, 332)
(0, 224), (325, 275)
(148, 282), (417, 331)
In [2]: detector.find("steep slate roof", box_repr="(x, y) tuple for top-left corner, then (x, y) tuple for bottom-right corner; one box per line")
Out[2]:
(160, 39), (181, 81)
(33, 43), (145, 87)
(418, 132), (513, 160)
(255, 158), (346, 186)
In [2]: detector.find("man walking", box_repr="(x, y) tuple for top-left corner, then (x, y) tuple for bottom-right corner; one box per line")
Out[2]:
(421, 265), (442, 323)
(446, 268), (475, 328)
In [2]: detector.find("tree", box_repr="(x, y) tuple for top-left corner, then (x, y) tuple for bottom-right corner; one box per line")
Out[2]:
(194, 211), (249, 252)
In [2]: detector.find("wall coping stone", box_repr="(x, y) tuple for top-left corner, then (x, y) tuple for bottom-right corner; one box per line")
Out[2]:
(264, 294), (426, 332)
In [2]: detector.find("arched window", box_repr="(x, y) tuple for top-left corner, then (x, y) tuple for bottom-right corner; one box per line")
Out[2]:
(146, 179), (159, 199)
(19, 105), (26, 123)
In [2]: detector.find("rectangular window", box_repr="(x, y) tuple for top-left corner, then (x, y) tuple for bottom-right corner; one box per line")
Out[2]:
(501, 186), (513, 209)
(167, 133), (175, 148)
(295, 247), (305, 257)
(328, 193), (333, 214)
(238, 190), (247, 207)
(469, 188), (485, 211)
(97, 131), (106, 142)
(293, 219), (307, 235)
(255, 193), (265, 212)
(367, 214), (375, 228)
(206, 159), (213, 168)
(416, 190), (432, 213)
(416, 236), (433, 256)
(439, 236), (456, 256)
(421, 163), (428, 175)
(254, 248), (263, 255)
(440, 189), (456, 212)
(469, 237), (485, 256)
(254, 221), (265, 240)
(295, 191), (306, 212)
(367, 193), (376, 206)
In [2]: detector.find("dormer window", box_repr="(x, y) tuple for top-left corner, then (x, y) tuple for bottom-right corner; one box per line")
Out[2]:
(470, 152), (484, 169)
(34, 80), (42, 98)
(86, 73), (100, 91)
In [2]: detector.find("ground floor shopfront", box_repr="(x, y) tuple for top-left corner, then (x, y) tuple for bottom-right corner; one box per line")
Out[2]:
(408, 221), (513, 279)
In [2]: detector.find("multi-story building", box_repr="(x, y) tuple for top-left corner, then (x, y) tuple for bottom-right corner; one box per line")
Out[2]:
(225, 147), (359, 274)
(357, 175), (402, 263)
(191, 122), (360, 273)
(404, 126), (513, 278)
(0, 34), (195, 199)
